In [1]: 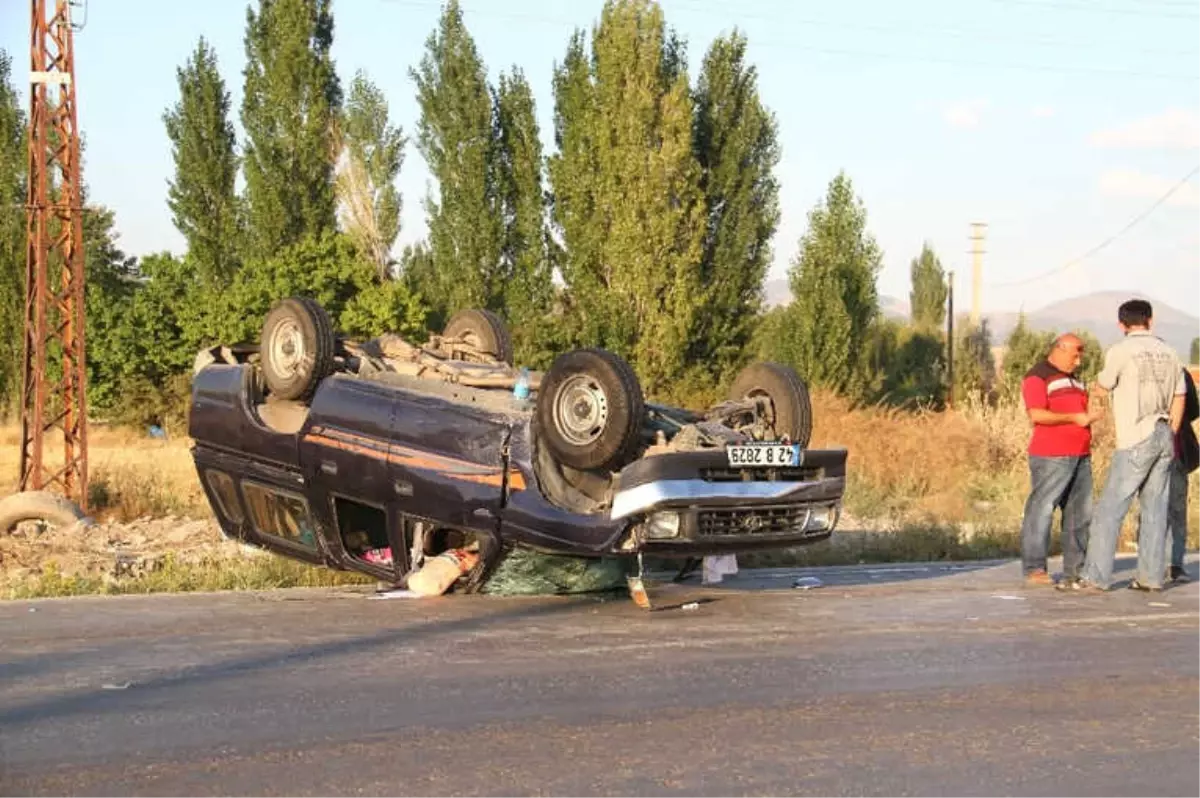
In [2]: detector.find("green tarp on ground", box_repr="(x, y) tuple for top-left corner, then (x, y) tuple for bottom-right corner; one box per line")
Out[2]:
(480, 547), (630, 596)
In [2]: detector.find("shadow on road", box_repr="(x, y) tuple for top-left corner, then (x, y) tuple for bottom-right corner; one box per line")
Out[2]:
(0, 594), (598, 728)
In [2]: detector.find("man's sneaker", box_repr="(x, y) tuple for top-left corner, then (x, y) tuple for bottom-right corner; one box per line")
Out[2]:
(1055, 575), (1084, 591)
(1067, 578), (1108, 595)
(1024, 569), (1054, 587)
(1168, 566), (1191, 584)
(1128, 578), (1164, 593)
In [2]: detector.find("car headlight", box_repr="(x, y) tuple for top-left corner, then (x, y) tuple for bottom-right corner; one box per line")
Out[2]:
(806, 506), (835, 532)
(645, 511), (681, 539)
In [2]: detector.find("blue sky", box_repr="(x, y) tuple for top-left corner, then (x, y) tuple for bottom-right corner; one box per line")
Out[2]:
(2, 0), (1197, 315)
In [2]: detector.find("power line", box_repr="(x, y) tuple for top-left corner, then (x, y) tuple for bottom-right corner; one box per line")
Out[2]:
(383, 0), (1199, 81)
(668, 0), (1200, 54)
(975, 0), (1199, 18)
(987, 165), (1200, 289)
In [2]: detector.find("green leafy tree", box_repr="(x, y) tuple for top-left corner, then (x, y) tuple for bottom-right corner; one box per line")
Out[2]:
(83, 206), (142, 411)
(771, 172), (881, 397)
(688, 30), (780, 381)
(163, 37), (242, 287)
(241, 0), (342, 260)
(953, 319), (997, 404)
(1191, 336), (1199, 365)
(0, 50), (25, 413)
(336, 69), (405, 278)
(909, 241), (947, 330)
(410, 0), (502, 322)
(494, 68), (553, 366)
(212, 231), (428, 345)
(868, 319), (946, 408)
(999, 313), (1054, 401)
(548, 0), (705, 394)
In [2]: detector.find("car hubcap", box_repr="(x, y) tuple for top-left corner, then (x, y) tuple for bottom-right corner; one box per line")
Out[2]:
(554, 375), (609, 446)
(269, 319), (307, 377)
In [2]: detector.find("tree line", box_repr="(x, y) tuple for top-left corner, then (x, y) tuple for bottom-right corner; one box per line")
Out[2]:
(0, 0), (1109, 431)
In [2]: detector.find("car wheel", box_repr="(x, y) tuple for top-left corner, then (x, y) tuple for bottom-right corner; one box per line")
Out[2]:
(259, 296), (336, 402)
(442, 308), (513, 364)
(728, 361), (813, 448)
(537, 348), (645, 472)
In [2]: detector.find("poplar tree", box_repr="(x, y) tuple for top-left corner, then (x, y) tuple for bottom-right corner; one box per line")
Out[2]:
(549, 0), (705, 393)
(163, 37), (242, 287)
(780, 172), (882, 396)
(410, 0), (502, 321)
(0, 51), (25, 410)
(909, 241), (947, 330)
(336, 69), (405, 278)
(493, 68), (552, 362)
(241, 0), (342, 259)
(690, 30), (780, 377)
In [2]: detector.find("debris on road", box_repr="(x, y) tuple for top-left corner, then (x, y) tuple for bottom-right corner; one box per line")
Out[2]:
(793, 576), (823, 590)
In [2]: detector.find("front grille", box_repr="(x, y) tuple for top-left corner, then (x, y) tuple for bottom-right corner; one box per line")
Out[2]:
(699, 466), (822, 483)
(696, 505), (823, 538)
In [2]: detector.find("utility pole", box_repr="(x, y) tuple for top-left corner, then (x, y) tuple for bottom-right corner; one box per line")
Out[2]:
(946, 269), (955, 410)
(19, 0), (88, 508)
(968, 222), (987, 327)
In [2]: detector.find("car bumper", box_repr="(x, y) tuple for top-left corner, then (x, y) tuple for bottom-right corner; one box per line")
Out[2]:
(609, 448), (848, 554)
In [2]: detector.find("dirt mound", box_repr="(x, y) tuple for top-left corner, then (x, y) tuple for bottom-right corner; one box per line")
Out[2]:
(0, 516), (254, 587)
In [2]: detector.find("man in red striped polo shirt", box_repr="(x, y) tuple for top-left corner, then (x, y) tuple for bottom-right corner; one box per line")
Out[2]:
(1019, 333), (1103, 587)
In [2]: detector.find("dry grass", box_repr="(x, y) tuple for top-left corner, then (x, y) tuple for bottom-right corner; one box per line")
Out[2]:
(4, 552), (374, 600)
(0, 423), (207, 521)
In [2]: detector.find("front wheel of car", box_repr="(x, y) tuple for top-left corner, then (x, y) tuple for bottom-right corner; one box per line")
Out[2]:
(259, 296), (336, 401)
(536, 348), (645, 472)
(728, 361), (813, 448)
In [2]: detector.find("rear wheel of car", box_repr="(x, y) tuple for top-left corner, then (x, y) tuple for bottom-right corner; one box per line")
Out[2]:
(728, 361), (813, 448)
(259, 296), (336, 402)
(442, 308), (513, 364)
(537, 348), (645, 472)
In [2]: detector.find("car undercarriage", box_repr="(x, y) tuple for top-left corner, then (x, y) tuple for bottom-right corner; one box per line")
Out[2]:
(188, 297), (848, 605)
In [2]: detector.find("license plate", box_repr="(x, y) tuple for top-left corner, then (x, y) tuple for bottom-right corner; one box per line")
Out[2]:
(726, 442), (801, 468)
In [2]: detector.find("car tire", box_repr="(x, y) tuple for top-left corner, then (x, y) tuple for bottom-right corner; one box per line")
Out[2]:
(0, 490), (92, 534)
(259, 296), (336, 402)
(442, 308), (513, 364)
(728, 361), (813, 448)
(537, 348), (645, 472)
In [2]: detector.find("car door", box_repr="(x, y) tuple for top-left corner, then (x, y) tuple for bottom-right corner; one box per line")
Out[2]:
(299, 375), (405, 581)
(385, 383), (512, 537)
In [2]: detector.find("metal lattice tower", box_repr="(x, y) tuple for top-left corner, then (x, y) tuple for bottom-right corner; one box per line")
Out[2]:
(19, 0), (88, 508)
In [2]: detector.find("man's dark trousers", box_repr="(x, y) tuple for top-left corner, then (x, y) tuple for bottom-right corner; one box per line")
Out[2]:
(1021, 455), (1092, 578)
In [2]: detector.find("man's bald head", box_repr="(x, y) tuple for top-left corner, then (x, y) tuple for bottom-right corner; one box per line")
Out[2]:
(1048, 333), (1084, 373)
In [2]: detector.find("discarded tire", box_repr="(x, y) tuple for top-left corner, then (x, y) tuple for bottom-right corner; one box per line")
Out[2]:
(259, 296), (336, 401)
(442, 308), (513, 364)
(537, 348), (645, 472)
(0, 490), (92, 534)
(728, 361), (813, 448)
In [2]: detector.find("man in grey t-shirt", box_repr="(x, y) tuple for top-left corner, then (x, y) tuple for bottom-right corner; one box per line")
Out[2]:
(1075, 299), (1186, 593)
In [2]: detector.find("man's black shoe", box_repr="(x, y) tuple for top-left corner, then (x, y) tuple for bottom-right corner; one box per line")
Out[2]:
(1168, 566), (1191, 584)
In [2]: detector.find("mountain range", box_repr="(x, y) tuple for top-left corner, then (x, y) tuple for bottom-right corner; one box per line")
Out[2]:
(762, 281), (1199, 358)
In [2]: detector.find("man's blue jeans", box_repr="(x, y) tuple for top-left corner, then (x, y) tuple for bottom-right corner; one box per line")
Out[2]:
(1084, 421), (1174, 589)
(1020, 455), (1092, 577)
(1167, 458), (1189, 570)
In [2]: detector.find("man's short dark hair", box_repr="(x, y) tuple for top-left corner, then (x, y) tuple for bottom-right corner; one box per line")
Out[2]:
(1118, 299), (1152, 328)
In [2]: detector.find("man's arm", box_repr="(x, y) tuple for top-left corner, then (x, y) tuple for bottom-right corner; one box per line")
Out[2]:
(1170, 393), (1185, 433)
(1022, 374), (1090, 426)
(1028, 408), (1091, 426)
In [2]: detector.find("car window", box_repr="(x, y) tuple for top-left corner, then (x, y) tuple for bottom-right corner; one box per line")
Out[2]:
(241, 482), (318, 549)
(204, 469), (245, 524)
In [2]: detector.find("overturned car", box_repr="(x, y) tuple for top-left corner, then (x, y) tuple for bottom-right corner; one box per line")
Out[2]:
(188, 297), (848, 602)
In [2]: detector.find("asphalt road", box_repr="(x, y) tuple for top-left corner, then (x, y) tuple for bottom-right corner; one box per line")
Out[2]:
(1, 554), (1197, 797)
